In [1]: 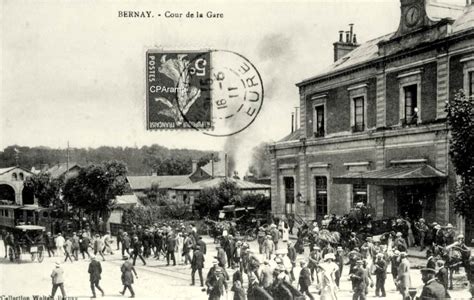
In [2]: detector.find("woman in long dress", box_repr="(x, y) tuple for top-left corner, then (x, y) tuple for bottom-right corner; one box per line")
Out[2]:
(318, 253), (339, 300)
(176, 232), (184, 264)
(406, 219), (415, 248)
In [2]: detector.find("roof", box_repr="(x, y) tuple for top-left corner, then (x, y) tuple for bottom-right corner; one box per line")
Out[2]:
(0, 166), (33, 176)
(201, 160), (226, 177)
(46, 162), (80, 178)
(278, 128), (303, 143)
(333, 164), (446, 186)
(127, 175), (192, 190)
(452, 4), (474, 33)
(0, 167), (16, 175)
(15, 225), (46, 231)
(172, 177), (271, 191)
(298, 33), (393, 86)
(298, 3), (474, 87)
(115, 194), (139, 206)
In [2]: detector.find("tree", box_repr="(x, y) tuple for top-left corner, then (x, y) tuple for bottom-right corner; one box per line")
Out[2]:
(248, 142), (272, 178)
(193, 180), (242, 218)
(62, 160), (129, 223)
(446, 90), (474, 217)
(23, 173), (63, 207)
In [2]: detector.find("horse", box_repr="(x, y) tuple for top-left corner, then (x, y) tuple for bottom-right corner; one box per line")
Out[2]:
(440, 244), (471, 289)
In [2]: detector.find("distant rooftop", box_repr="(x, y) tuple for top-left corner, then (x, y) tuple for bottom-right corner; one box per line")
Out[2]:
(127, 175), (192, 190)
(172, 177), (270, 191)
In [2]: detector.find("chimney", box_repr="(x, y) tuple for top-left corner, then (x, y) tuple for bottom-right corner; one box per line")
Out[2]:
(333, 24), (360, 62)
(291, 112), (295, 133)
(191, 159), (198, 173)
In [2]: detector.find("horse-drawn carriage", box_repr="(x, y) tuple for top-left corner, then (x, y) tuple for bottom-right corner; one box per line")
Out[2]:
(204, 205), (267, 242)
(6, 225), (46, 263)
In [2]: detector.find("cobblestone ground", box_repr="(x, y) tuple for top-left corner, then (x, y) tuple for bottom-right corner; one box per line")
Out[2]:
(0, 237), (472, 299)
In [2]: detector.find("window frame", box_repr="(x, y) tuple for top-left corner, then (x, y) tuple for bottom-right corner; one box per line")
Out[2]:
(352, 183), (368, 207)
(461, 56), (474, 100)
(310, 94), (327, 138)
(398, 73), (422, 125)
(314, 176), (328, 216)
(348, 83), (368, 132)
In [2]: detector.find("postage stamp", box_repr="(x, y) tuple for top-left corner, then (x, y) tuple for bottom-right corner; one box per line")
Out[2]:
(146, 50), (263, 136)
(146, 51), (212, 130)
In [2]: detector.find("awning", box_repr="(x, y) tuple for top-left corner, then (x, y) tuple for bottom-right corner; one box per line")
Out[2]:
(333, 164), (447, 186)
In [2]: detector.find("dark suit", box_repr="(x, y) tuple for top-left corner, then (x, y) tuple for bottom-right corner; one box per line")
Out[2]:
(351, 267), (367, 300)
(298, 266), (313, 300)
(166, 235), (176, 266)
(206, 273), (227, 300)
(197, 239), (207, 254)
(374, 259), (387, 297)
(88, 260), (104, 297)
(247, 282), (273, 300)
(191, 250), (205, 286)
(420, 278), (449, 299)
(436, 267), (449, 292)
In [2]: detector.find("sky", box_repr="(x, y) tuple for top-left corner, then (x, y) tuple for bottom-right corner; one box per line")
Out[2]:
(0, 0), (467, 175)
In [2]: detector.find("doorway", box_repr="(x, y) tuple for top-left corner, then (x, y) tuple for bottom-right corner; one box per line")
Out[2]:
(397, 185), (436, 221)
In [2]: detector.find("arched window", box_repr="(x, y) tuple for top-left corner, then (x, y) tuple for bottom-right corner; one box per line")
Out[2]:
(11, 173), (17, 181)
(19, 173), (24, 181)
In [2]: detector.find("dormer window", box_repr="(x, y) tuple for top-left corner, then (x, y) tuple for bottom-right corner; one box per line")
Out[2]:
(11, 173), (17, 181)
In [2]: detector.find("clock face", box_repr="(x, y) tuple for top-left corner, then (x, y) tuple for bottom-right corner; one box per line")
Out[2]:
(406, 6), (420, 27)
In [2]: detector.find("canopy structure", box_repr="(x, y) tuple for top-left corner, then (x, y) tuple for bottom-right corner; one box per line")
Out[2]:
(333, 164), (446, 186)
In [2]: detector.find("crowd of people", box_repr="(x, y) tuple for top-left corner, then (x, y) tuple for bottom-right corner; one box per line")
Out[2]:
(2, 214), (473, 299)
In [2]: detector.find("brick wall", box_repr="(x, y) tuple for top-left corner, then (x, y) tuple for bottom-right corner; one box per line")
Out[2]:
(421, 62), (438, 123)
(449, 54), (464, 100)
(385, 72), (400, 126)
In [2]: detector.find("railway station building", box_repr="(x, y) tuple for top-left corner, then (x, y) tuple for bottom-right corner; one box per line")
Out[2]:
(270, 0), (474, 244)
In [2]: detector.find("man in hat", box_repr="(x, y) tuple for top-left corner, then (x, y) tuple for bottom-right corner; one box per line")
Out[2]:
(335, 246), (344, 287)
(197, 236), (207, 255)
(257, 226), (266, 254)
(191, 245), (205, 287)
(88, 255), (104, 298)
(391, 250), (401, 288)
(248, 272), (273, 300)
(206, 266), (228, 300)
(71, 232), (80, 261)
(165, 232), (176, 266)
(270, 224), (280, 250)
(259, 260), (274, 292)
(50, 261), (66, 298)
(298, 260), (314, 300)
(396, 252), (411, 300)
(350, 260), (367, 300)
(216, 244), (227, 270)
(287, 241), (297, 282)
(263, 235), (275, 260)
(121, 232), (131, 257)
(45, 232), (55, 257)
(436, 260), (449, 293)
(131, 236), (146, 266)
(80, 232), (91, 259)
(420, 268), (448, 299)
(374, 253), (387, 297)
(415, 218), (429, 251)
(308, 245), (322, 282)
(426, 249), (437, 269)
(394, 232), (408, 252)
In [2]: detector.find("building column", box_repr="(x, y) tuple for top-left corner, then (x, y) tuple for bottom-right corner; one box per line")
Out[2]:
(436, 53), (449, 119)
(376, 71), (386, 128)
(374, 137), (385, 219)
(270, 148), (282, 216)
(435, 132), (449, 223)
(297, 139), (311, 220)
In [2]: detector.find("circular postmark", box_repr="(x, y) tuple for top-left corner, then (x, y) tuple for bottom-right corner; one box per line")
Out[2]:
(176, 50), (264, 137)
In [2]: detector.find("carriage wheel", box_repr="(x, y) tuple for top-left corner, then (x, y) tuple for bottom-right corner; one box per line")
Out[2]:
(38, 250), (44, 263)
